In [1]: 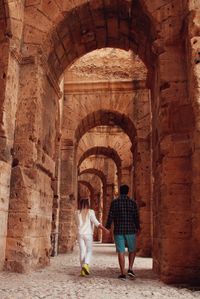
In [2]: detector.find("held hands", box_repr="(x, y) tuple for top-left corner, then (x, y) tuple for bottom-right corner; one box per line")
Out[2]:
(98, 224), (110, 234)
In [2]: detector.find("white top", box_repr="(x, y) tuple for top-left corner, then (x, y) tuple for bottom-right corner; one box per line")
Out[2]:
(75, 209), (100, 235)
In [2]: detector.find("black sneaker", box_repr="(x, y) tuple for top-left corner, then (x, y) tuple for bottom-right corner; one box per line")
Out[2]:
(127, 269), (136, 278)
(118, 274), (126, 281)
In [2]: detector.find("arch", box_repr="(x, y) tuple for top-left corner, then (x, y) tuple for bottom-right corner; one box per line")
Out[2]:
(78, 146), (121, 182)
(75, 109), (137, 147)
(78, 180), (94, 202)
(79, 168), (107, 188)
(47, 0), (156, 79)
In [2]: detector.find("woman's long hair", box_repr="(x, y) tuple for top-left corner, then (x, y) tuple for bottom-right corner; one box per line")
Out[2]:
(79, 198), (90, 210)
(79, 198), (90, 223)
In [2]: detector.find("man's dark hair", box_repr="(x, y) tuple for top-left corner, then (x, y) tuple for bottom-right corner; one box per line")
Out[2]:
(120, 184), (129, 195)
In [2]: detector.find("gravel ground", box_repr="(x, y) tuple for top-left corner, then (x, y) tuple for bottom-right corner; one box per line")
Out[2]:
(0, 243), (199, 299)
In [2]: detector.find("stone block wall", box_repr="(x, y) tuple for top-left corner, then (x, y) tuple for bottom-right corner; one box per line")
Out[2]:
(187, 2), (200, 281)
(5, 63), (59, 272)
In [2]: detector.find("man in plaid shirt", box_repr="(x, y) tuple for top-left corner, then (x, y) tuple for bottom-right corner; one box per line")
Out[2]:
(106, 184), (140, 280)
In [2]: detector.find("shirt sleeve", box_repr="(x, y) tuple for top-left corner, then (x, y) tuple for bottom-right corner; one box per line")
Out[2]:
(105, 201), (114, 229)
(90, 210), (100, 227)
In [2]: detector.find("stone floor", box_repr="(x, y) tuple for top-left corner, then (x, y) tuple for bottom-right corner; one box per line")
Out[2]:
(0, 243), (199, 299)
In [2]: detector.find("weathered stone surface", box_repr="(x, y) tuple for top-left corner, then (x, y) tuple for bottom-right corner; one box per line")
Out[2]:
(0, 0), (199, 286)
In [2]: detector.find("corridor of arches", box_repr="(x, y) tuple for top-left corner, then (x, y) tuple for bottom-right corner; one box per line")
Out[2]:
(0, 0), (200, 286)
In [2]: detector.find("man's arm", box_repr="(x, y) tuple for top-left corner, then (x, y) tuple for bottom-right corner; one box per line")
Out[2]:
(133, 201), (140, 231)
(105, 201), (114, 229)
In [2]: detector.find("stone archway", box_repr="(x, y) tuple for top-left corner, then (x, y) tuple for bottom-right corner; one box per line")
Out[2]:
(74, 109), (136, 145)
(78, 146), (122, 185)
(46, 0), (156, 81)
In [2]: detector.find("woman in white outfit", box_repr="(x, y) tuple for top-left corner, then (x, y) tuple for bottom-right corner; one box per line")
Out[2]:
(75, 198), (108, 276)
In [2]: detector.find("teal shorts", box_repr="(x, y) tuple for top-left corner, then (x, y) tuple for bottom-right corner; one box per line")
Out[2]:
(114, 234), (136, 253)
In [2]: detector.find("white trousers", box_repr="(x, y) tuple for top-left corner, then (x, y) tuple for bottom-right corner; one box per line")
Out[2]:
(78, 234), (93, 267)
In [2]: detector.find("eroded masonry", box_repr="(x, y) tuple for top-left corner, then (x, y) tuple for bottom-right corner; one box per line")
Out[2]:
(0, 0), (200, 284)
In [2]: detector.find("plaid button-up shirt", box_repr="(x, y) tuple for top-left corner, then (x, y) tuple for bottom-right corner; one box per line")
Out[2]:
(105, 195), (140, 235)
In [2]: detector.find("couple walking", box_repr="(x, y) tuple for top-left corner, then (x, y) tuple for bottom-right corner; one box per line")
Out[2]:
(75, 184), (140, 280)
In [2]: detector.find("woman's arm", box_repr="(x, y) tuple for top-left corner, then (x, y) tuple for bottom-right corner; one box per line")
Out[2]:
(90, 210), (100, 227)
(98, 223), (110, 233)
(90, 210), (109, 233)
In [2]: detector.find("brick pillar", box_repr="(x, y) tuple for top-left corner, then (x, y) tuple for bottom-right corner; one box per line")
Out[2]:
(0, 47), (20, 269)
(187, 6), (200, 282)
(102, 183), (114, 243)
(5, 62), (57, 272)
(152, 45), (194, 283)
(98, 187), (104, 242)
(93, 192), (100, 241)
(58, 140), (76, 253)
(50, 134), (61, 256)
(135, 139), (152, 257)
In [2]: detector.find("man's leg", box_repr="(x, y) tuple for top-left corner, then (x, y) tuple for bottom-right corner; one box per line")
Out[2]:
(126, 234), (137, 276)
(118, 252), (125, 275)
(128, 251), (136, 270)
(114, 235), (126, 277)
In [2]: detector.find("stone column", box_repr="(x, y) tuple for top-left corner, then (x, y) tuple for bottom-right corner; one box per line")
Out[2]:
(98, 186), (104, 242)
(50, 134), (61, 256)
(102, 183), (114, 243)
(0, 48), (20, 269)
(187, 5), (200, 282)
(93, 192), (100, 241)
(58, 140), (77, 253)
(135, 139), (152, 257)
(5, 61), (58, 272)
(152, 45), (194, 283)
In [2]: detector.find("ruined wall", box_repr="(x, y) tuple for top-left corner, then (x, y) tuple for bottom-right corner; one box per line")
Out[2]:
(149, 1), (198, 284)
(187, 1), (200, 281)
(0, 0), (24, 270)
(5, 62), (59, 272)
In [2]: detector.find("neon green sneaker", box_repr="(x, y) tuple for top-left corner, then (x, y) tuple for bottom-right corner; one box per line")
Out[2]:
(82, 263), (90, 275)
(80, 269), (86, 277)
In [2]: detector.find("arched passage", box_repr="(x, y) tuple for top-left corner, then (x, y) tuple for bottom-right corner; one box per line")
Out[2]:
(74, 110), (137, 204)
(75, 109), (136, 146)
(4, 0), (199, 284)
(79, 168), (107, 187)
(78, 146), (122, 184)
(46, 0), (156, 80)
